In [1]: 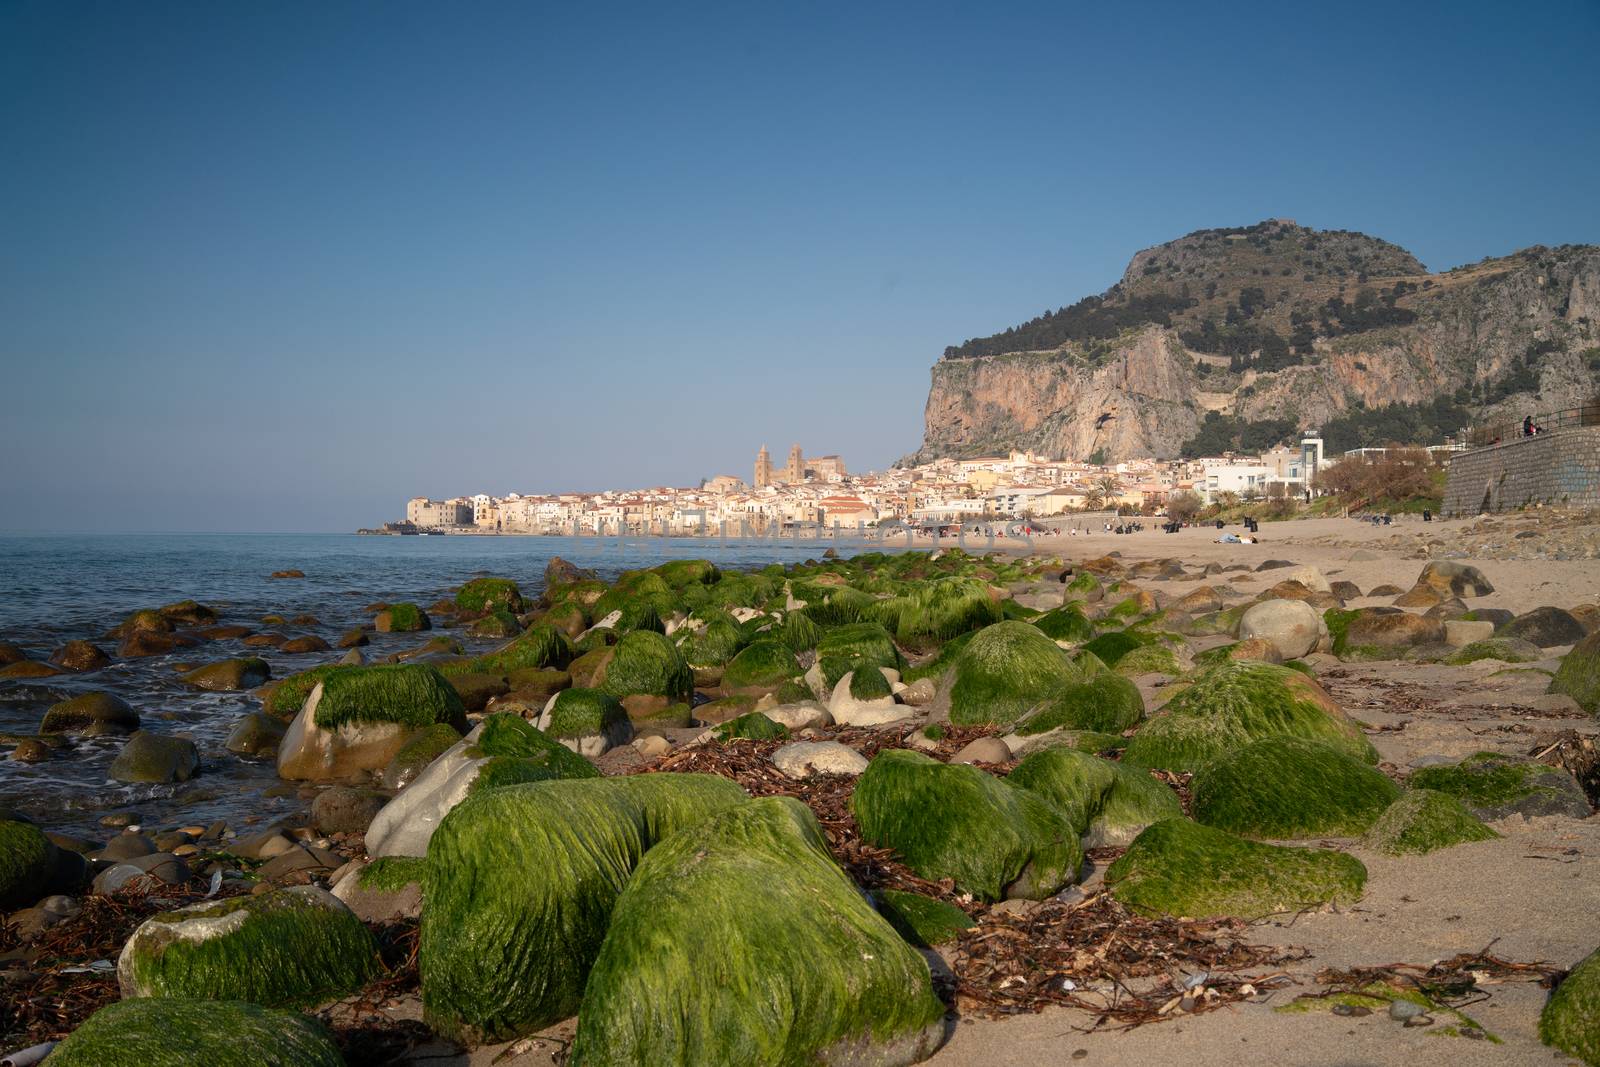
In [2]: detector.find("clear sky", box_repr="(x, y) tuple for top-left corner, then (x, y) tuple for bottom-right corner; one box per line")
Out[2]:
(3, 0), (1597, 533)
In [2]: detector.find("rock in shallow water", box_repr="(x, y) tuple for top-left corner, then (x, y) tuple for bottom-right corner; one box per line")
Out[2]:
(109, 731), (199, 784)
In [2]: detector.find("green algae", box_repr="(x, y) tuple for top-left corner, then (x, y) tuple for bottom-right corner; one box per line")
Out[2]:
(383, 722), (463, 786)
(852, 748), (1080, 902)
(1191, 736), (1400, 839)
(1361, 789), (1498, 855)
(1014, 672), (1145, 736)
(47, 998), (347, 1067)
(544, 688), (628, 739)
(816, 622), (905, 676)
(1407, 751), (1585, 819)
(1542, 944), (1600, 1064)
(468, 624), (575, 673)
(310, 663), (467, 731)
(1079, 630), (1149, 667)
(469, 712), (599, 779)
(1033, 604), (1095, 642)
(1106, 818), (1367, 919)
(948, 621), (1086, 727)
(774, 609), (823, 652)
(1113, 643), (1185, 676)
(1549, 630), (1600, 714)
(119, 886), (379, 1007)
(455, 577), (524, 615)
(848, 663), (894, 700)
(713, 711), (789, 741)
(420, 774), (748, 1043)
(1445, 639), (1541, 665)
(0, 818), (54, 909)
(677, 617), (746, 667)
(720, 638), (800, 691)
(1122, 661), (1375, 774)
(596, 630), (694, 703)
(1007, 747), (1181, 847)
(262, 665), (338, 720)
(380, 602), (429, 632)
(358, 855), (428, 893)
(570, 798), (944, 1067)
(875, 887), (976, 948)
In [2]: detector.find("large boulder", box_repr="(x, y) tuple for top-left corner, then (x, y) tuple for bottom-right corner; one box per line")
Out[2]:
(1416, 561), (1495, 598)
(1191, 737), (1400, 839)
(46, 999), (346, 1067)
(1338, 608), (1445, 657)
(41, 691), (140, 734)
(593, 630), (694, 703)
(365, 714), (597, 858)
(1550, 630), (1600, 713)
(813, 622), (904, 688)
(1238, 599), (1325, 660)
(1542, 945), (1600, 1065)
(1361, 790), (1498, 855)
(182, 657), (271, 691)
(374, 603), (431, 632)
(1497, 606), (1589, 648)
(1106, 818), (1367, 919)
(420, 774), (748, 1043)
(946, 621), (1086, 727)
(1408, 752), (1592, 820)
(276, 664), (468, 781)
(455, 577), (524, 616)
(719, 638), (800, 695)
(109, 731), (199, 784)
(570, 798), (945, 1067)
(1006, 747), (1181, 848)
(1032, 604), (1096, 642)
(536, 688), (634, 757)
(1011, 672), (1144, 736)
(0, 818), (58, 908)
(851, 748), (1080, 902)
(1122, 661), (1374, 773)
(117, 885), (378, 1006)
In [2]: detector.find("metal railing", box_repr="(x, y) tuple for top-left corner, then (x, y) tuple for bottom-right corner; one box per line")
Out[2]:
(1464, 401), (1600, 448)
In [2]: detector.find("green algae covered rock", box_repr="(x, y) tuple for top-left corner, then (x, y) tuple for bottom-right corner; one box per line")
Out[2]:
(1113, 643), (1186, 677)
(381, 722), (464, 789)
(651, 558), (722, 588)
(1064, 571), (1103, 601)
(1408, 751), (1592, 820)
(1549, 630), (1600, 714)
(595, 630), (694, 703)
(774, 609), (823, 652)
(262, 665), (338, 720)
(1361, 789), (1498, 855)
(948, 621), (1086, 727)
(877, 576), (1005, 653)
(852, 748), (1080, 902)
(1033, 604), (1095, 642)
(1013, 672), (1144, 735)
(470, 610), (522, 638)
(875, 888), (976, 948)
(720, 638), (800, 693)
(570, 797), (945, 1067)
(1444, 637), (1542, 665)
(714, 711), (789, 741)
(1106, 818), (1367, 919)
(117, 885), (378, 1007)
(278, 663), (469, 781)
(1007, 747), (1181, 848)
(1191, 737), (1400, 839)
(1079, 630), (1149, 668)
(1542, 944), (1600, 1065)
(468, 623), (573, 674)
(420, 773), (748, 1043)
(375, 602), (430, 632)
(469, 712), (600, 778)
(815, 622), (904, 678)
(1122, 661), (1374, 774)
(47, 998), (347, 1067)
(0, 818), (56, 908)
(456, 577), (524, 615)
(538, 688), (633, 756)
(677, 617), (746, 667)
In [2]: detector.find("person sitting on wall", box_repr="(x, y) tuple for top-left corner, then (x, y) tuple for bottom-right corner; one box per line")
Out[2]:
(1524, 415), (1535, 437)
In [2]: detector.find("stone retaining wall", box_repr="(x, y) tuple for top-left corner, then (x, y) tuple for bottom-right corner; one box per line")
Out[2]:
(1443, 425), (1600, 515)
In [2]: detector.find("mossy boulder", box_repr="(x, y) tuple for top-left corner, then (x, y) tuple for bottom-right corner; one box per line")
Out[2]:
(472, 623), (575, 675)
(456, 577), (524, 615)
(876, 576), (1005, 653)
(651, 558), (722, 588)
(1444, 637), (1543, 665)
(1549, 630), (1600, 713)
(1122, 661), (1375, 774)
(1191, 737), (1400, 839)
(117, 885), (378, 1006)
(714, 711), (789, 741)
(1064, 571), (1103, 601)
(0, 818), (57, 908)
(1408, 752), (1592, 820)
(420, 773), (748, 1043)
(366, 714), (598, 857)
(1078, 630), (1149, 668)
(1337, 608), (1444, 658)
(46, 998), (347, 1067)
(593, 630), (693, 704)
(470, 610), (522, 638)
(570, 797), (945, 1067)
(852, 748), (1080, 902)
(109, 731), (200, 784)
(1012, 672), (1144, 736)
(1542, 944), (1600, 1065)
(380, 722), (464, 789)
(261, 665), (338, 721)
(875, 888), (976, 948)
(1007, 747), (1182, 848)
(947, 621), (1086, 727)
(41, 691), (140, 735)
(1033, 604), (1095, 642)
(1498, 606), (1588, 648)
(775, 609), (823, 652)
(276, 663), (468, 781)
(677, 617), (747, 667)
(815, 622), (904, 681)
(1113, 643), (1186, 677)
(720, 638), (800, 694)
(1361, 789), (1498, 855)
(182, 657), (271, 692)
(537, 688), (633, 756)
(1106, 818), (1367, 919)
(374, 602), (430, 632)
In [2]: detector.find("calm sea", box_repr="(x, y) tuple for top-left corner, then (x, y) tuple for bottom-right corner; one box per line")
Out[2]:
(0, 532), (859, 836)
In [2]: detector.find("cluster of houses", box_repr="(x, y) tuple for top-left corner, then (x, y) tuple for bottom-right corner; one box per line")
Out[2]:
(379, 435), (1337, 537)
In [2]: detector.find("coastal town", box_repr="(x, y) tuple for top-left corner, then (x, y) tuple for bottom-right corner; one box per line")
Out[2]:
(373, 435), (1372, 536)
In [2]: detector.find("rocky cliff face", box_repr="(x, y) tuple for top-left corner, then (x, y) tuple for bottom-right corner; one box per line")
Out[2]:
(908, 221), (1600, 463)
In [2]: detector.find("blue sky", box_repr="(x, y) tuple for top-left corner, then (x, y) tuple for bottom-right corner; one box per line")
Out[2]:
(3, 0), (1597, 532)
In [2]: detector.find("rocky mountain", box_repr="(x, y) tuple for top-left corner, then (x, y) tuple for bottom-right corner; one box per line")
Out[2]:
(904, 219), (1600, 463)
